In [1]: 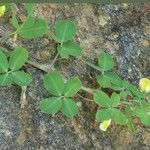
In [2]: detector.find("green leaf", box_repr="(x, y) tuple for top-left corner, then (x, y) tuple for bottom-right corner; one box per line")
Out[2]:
(125, 106), (133, 117)
(96, 109), (112, 122)
(97, 72), (124, 90)
(0, 50), (9, 73)
(62, 98), (78, 117)
(12, 71), (32, 86)
(112, 108), (127, 125)
(58, 42), (82, 58)
(54, 20), (76, 43)
(128, 84), (141, 98)
(127, 119), (135, 132)
(98, 52), (115, 71)
(63, 77), (82, 97)
(18, 18), (48, 39)
(120, 90), (132, 99)
(111, 92), (120, 107)
(44, 71), (64, 96)
(94, 90), (111, 107)
(12, 15), (19, 29)
(104, 72), (123, 87)
(0, 73), (12, 85)
(11, 9), (19, 29)
(58, 46), (69, 59)
(96, 74), (111, 88)
(39, 97), (62, 114)
(24, 3), (34, 14)
(9, 47), (28, 71)
(134, 107), (150, 126)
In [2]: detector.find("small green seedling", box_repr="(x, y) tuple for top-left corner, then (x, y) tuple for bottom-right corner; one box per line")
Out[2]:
(0, 47), (32, 86)
(11, 3), (48, 39)
(39, 71), (82, 117)
(50, 20), (82, 58)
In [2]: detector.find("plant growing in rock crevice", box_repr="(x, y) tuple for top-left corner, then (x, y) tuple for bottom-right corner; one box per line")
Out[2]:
(0, 3), (150, 132)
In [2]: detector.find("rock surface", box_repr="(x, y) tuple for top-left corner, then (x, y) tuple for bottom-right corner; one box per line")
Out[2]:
(0, 3), (150, 150)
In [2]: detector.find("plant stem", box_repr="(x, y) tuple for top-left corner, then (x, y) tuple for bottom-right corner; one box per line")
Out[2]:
(50, 53), (59, 66)
(77, 94), (93, 102)
(81, 86), (95, 94)
(86, 61), (101, 72)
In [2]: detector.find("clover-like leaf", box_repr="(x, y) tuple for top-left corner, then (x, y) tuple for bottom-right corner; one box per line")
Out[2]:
(54, 20), (76, 43)
(128, 83), (141, 98)
(98, 52), (115, 71)
(120, 90), (132, 99)
(96, 109), (112, 122)
(9, 47), (28, 71)
(97, 72), (124, 90)
(24, 3), (34, 14)
(0, 73), (12, 85)
(96, 74), (111, 88)
(104, 72), (123, 87)
(63, 77), (82, 97)
(0, 50), (9, 73)
(12, 71), (32, 86)
(18, 17), (48, 39)
(44, 71), (64, 96)
(94, 90), (111, 107)
(111, 92), (120, 107)
(61, 98), (78, 117)
(134, 107), (150, 127)
(39, 97), (62, 114)
(112, 108), (127, 125)
(58, 42), (82, 58)
(11, 7), (19, 29)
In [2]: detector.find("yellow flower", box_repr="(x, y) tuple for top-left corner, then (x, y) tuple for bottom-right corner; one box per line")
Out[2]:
(139, 78), (150, 93)
(0, 5), (6, 17)
(99, 119), (111, 131)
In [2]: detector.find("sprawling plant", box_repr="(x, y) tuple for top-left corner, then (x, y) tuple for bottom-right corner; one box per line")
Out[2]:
(0, 3), (150, 132)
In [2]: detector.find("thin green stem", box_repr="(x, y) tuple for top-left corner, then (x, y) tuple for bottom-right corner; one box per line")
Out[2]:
(50, 53), (59, 66)
(86, 61), (102, 72)
(77, 94), (93, 102)
(81, 86), (95, 94)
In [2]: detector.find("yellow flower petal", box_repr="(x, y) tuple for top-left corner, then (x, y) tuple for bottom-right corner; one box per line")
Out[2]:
(99, 119), (111, 131)
(139, 78), (150, 93)
(0, 5), (6, 17)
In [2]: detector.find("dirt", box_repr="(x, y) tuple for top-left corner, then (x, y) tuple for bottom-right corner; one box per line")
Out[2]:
(0, 3), (150, 150)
